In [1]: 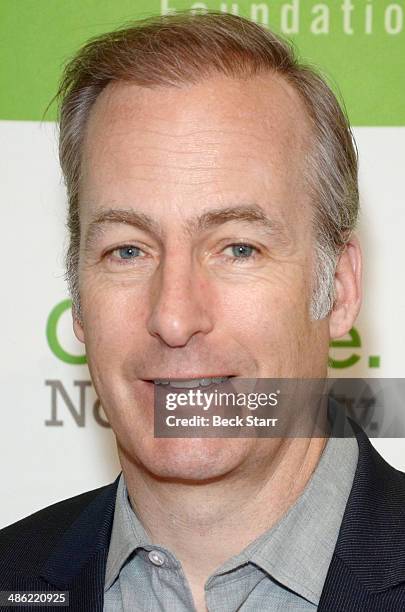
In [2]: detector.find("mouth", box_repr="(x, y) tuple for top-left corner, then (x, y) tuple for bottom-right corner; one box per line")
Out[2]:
(150, 376), (232, 389)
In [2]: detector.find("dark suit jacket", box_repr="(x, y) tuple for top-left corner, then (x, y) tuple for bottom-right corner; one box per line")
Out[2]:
(1, 422), (405, 611)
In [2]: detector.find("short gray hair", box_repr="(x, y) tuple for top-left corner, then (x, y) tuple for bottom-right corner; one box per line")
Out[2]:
(56, 11), (359, 320)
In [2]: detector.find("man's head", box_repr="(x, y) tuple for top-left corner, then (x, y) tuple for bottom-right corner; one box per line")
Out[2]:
(58, 12), (359, 323)
(56, 13), (361, 479)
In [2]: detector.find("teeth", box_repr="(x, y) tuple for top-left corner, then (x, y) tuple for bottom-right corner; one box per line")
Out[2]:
(154, 376), (229, 389)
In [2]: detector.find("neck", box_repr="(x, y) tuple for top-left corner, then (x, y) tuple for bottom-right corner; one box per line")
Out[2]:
(118, 436), (327, 583)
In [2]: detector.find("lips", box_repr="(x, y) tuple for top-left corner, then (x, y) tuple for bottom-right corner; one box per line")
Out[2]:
(152, 376), (231, 389)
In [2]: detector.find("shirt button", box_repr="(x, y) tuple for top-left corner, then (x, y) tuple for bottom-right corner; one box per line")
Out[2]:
(148, 550), (166, 566)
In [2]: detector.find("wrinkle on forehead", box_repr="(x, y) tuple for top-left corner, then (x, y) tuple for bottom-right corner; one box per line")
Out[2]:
(81, 71), (311, 159)
(79, 72), (313, 229)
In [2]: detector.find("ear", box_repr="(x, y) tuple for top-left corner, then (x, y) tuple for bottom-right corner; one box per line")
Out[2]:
(329, 236), (362, 339)
(72, 306), (85, 344)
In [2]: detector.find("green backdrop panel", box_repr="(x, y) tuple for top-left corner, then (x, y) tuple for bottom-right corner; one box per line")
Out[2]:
(1, 0), (404, 125)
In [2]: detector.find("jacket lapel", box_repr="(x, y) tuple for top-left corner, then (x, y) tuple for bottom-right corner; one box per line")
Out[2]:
(39, 475), (120, 612)
(319, 420), (405, 610)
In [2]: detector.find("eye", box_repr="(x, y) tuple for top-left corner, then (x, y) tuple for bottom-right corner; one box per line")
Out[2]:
(110, 245), (145, 260)
(222, 243), (259, 260)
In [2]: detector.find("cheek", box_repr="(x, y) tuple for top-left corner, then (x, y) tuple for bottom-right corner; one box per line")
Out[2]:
(80, 281), (150, 358)
(215, 271), (318, 372)
(218, 270), (311, 334)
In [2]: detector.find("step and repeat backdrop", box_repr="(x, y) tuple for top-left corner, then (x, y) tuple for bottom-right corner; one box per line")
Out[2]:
(1, 0), (404, 528)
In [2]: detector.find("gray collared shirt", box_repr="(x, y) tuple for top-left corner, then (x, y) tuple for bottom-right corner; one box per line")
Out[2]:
(103, 433), (358, 611)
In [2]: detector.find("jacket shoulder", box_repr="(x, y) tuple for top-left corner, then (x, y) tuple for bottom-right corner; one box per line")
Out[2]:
(0, 483), (114, 577)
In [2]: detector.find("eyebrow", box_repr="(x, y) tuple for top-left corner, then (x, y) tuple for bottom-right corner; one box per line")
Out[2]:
(84, 209), (162, 251)
(190, 205), (282, 236)
(83, 204), (286, 250)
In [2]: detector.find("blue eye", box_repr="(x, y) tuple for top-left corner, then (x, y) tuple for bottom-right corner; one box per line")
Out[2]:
(232, 244), (253, 257)
(116, 246), (142, 259)
(227, 244), (256, 258)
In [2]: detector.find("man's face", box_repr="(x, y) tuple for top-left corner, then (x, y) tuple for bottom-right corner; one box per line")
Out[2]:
(74, 74), (330, 479)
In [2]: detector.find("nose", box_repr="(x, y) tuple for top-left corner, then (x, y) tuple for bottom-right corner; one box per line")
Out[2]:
(146, 258), (214, 347)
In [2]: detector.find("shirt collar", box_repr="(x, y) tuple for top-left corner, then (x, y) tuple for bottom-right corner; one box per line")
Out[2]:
(215, 430), (359, 605)
(104, 472), (151, 590)
(105, 427), (359, 603)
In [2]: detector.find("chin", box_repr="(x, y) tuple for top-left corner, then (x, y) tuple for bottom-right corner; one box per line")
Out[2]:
(123, 436), (251, 482)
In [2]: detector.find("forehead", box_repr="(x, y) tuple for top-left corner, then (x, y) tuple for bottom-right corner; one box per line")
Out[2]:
(79, 73), (312, 224)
